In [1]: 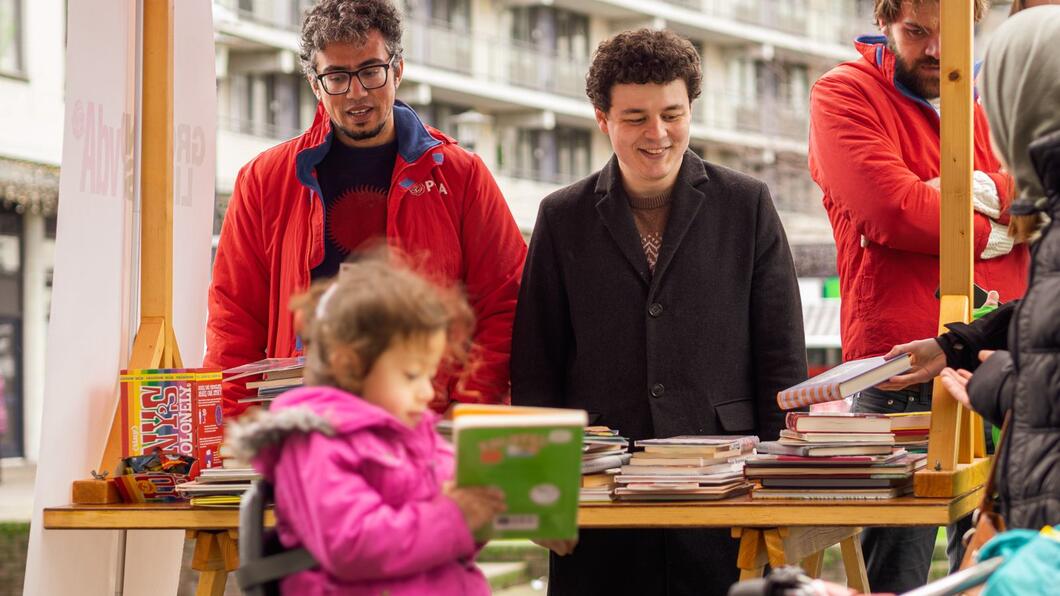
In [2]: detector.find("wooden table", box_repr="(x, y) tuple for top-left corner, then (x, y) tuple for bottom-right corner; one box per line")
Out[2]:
(44, 491), (980, 595)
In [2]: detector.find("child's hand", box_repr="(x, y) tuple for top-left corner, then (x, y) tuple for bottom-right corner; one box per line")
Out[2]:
(533, 538), (578, 556)
(443, 482), (507, 532)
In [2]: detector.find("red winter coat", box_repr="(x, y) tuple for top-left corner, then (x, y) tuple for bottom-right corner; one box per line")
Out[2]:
(808, 37), (1028, 361)
(205, 101), (527, 416)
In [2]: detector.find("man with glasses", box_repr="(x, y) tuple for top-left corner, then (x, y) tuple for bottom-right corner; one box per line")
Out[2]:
(206, 0), (526, 416)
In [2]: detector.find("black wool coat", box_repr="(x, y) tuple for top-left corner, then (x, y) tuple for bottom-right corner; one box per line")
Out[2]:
(511, 151), (807, 595)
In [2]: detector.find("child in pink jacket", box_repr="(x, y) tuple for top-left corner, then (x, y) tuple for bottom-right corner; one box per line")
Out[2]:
(231, 259), (506, 595)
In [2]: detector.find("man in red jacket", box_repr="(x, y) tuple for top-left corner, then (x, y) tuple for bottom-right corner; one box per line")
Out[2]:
(808, 0), (1028, 592)
(205, 0), (526, 417)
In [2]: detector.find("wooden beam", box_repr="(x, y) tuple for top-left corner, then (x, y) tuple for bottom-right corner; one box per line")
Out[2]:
(93, 0), (180, 478)
(937, 0), (975, 302)
(922, 0), (984, 495)
(139, 0), (175, 328)
(915, 458), (992, 498)
(94, 319), (167, 478)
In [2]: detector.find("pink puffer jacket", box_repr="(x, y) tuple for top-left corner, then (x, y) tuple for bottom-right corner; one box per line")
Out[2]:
(234, 386), (489, 595)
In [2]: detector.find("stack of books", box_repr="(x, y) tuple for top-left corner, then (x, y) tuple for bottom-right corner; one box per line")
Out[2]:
(747, 412), (925, 500)
(222, 357), (304, 407)
(612, 436), (756, 501)
(176, 466), (261, 507)
(579, 426), (630, 502)
(888, 412), (931, 451)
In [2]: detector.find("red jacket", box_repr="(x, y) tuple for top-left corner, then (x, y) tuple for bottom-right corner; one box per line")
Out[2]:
(206, 101), (527, 416)
(809, 37), (1028, 361)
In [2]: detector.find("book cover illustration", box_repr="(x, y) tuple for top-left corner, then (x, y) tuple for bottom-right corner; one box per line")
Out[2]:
(453, 405), (587, 541)
(120, 368), (224, 480)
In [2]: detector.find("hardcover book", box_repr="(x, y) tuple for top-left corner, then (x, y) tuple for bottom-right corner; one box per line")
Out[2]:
(776, 354), (912, 410)
(785, 412), (891, 433)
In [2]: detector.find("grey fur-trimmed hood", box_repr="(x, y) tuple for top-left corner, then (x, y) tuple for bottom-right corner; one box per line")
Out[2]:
(228, 406), (335, 463)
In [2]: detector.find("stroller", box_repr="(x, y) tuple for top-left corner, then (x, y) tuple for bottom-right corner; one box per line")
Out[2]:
(236, 480), (317, 596)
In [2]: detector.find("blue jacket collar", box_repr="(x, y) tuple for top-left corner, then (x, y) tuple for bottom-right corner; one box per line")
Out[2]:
(295, 100), (443, 196)
(855, 34), (982, 114)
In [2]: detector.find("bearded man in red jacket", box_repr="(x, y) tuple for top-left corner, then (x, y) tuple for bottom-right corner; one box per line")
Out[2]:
(808, 0), (1029, 592)
(205, 0), (526, 417)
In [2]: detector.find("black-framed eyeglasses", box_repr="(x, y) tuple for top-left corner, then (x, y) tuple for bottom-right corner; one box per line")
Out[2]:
(314, 55), (396, 95)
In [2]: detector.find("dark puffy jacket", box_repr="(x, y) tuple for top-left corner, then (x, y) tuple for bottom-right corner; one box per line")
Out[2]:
(939, 130), (1060, 529)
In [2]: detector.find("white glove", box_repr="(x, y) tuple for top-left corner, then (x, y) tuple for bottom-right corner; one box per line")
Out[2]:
(980, 220), (1014, 259)
(972, 171), (1001, 219)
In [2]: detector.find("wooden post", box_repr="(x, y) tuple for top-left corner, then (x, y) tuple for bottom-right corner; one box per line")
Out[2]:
(98, 0), (182, 475)
(915, 0), (991, 497)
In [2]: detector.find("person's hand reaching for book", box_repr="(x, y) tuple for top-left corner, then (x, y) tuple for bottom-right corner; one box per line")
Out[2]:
(939, 368), (973, 408)
(877, 338), (946, 390)
(443, 482), (507, 532)
(532, 538), (578, 556)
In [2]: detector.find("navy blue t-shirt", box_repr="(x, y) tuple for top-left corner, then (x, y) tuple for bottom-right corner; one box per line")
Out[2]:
(310, 138), (397, 279)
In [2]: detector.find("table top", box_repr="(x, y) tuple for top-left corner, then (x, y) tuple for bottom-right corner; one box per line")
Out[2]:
(43, 489), (980, 531)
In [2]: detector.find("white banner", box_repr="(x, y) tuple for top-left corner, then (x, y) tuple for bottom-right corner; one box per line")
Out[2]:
(24, 1), (216, 594)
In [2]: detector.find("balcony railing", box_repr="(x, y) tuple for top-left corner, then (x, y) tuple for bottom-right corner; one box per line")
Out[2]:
(694, 91), (809, 142)
(496, 164), (585, 187)
(219, 114), (302, 140)
(215, 0), (301, 32)
(403, 18), (590, 100)
(402, 18), (474, 76)
(660, 0), (875, 47)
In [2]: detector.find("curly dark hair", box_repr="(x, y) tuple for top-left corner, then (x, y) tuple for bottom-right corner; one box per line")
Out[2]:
(299, 0), (404, 77)
(585, 29), (702, 113)
(874, 0), (988, 25)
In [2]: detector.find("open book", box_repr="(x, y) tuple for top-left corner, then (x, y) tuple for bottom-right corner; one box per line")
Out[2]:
(453, 404), (587, 541)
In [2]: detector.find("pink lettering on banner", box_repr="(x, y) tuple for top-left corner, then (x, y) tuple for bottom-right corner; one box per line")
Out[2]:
(73, 100), (134, 199)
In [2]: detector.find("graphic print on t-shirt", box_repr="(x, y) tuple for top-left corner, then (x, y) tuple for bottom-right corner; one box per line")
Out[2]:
(311, 137), (396, 279)
(326, 184), (388, 254)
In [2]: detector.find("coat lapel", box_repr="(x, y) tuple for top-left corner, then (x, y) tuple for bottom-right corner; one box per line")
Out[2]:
(651, 152), (709, 295)
(594, 156), (651, 286)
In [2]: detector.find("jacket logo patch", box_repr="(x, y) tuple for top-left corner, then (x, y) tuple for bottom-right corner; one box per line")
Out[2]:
(407, 180), (449, 197)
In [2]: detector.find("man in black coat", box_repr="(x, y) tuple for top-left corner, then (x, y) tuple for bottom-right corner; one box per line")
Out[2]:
(510, 29), (807, 596)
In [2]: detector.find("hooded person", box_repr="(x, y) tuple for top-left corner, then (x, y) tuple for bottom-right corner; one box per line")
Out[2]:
(886, 5), (1060, 531)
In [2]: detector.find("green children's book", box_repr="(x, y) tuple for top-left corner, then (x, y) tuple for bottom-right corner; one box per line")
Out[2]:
(453, 404), (588, 541)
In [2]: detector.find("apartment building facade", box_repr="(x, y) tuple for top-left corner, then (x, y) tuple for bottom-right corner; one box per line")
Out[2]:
(215, 0), (873, 244)
(3, 0), (943, 461)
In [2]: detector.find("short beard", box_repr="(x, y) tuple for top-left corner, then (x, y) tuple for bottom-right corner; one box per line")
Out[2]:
(888, 38), (940, 100)
(335, 117), (388, 143)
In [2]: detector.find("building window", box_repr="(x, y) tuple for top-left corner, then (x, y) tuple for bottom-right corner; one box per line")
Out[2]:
(0, 0), (23, 77)
(507, 5), (589, 97)
(227, 72), (305, 139)
(502, 126), (591, 185)
(0, 206), (21, 458)
(414, 101), (472, 139)
(403, 0), (471, 29)
(402, 0), (472, 75)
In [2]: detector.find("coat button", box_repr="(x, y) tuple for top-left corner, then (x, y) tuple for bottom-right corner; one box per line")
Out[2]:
(648, 303), (664, 317)
(651, 383), (665, 398)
